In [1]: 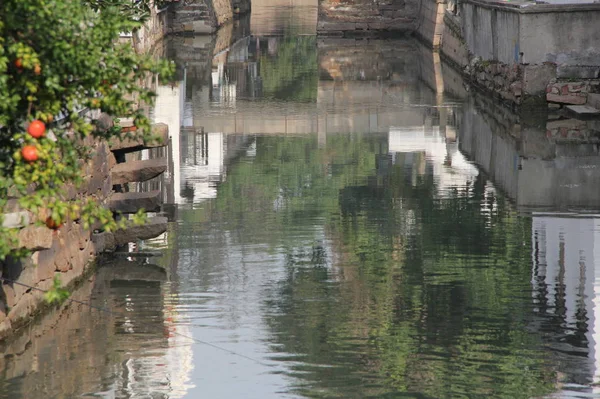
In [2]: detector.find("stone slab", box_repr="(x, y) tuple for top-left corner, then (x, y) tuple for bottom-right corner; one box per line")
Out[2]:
(104, 261), (167, 282)
(113, 217), (168, 247)
(111, 158), (168, 185)
(108, 190), (162, 214)
(2, 212), (30, 228)
(547, 93), (586, 105)
(18, 226), (53, 251)
(565, 105), (600, 120)
(92, 231), (116, 253)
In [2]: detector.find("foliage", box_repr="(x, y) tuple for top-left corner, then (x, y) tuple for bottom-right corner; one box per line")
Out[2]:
(44, 276), (70, 304)
(86, 0), (180, 23)
(258, 36), (318, 102)
(0, 0), (174, 297)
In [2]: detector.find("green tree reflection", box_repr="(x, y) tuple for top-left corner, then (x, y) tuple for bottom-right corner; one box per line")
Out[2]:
(259, 36), (318, 102)
(181, 133), (556, 398)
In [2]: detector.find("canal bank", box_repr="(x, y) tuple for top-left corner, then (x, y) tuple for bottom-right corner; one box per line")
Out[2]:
(318, 0), (600, 110)
(0, 0), (258, 343)
(3, 3), (600, 392)
(4, 1), (600, 398)
(0, 4), (176, 341)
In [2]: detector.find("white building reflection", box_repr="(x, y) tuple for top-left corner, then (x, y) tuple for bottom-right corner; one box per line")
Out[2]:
(387, 112), (600, 395)
(152, 73), (231, 205)
(388, 124), (482, 194)
(532, 214), (600, 396)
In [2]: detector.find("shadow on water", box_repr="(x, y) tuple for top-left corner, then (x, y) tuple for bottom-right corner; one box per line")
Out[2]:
(4, 1), (600, 398)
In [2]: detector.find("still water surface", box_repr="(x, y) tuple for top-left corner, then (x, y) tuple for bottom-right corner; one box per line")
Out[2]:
(3, 2), (600, 398)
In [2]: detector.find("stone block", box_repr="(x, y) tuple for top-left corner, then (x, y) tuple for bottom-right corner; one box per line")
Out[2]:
(113, 217), (168, 246)
(193, 20), (215, 34)
(4, 257), (37, 304)
(547, 93), (586, 105)
(36, 236), (60, 280)
(108, 151), (118, 170)
(7, 291), (36, 325)
(2, 212), (31, 228)
(56, 269), (79, 289)
(2, 284), (16, 309)
(54, 243), (71, 273)
(111, 158), (168, 185)
(5, 199), (20, 213)
(75, 223), (89, 250)
(92, 231), (116, 253)
(522, 64), (556, 96)
(0, 297), (5, 325)
(565, 105), (600, 119)
(588, 93), (600, 110)
(508, 64), (520, 82)
(493, 75), (505, 88)
(18, 226), (53, 251)
(0, 319), (12, 341)
(108, 190), (162, 214)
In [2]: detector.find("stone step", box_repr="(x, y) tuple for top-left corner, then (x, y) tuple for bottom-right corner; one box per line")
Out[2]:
(111, 158), (168, 185)
(113, 216), (168, 247)
(108, 123), (169, 153)
(108, 190), (162, 214)
(93, 217), (168, 252)
(103, 261), (167, 282)
(565, 105), (600, 120)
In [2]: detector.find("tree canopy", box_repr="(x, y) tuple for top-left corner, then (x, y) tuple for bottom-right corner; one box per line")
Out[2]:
(0, 0), (174, 259)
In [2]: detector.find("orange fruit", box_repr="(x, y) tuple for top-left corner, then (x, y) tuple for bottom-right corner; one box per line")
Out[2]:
(27, 120), (46, 138)
(21, 145), (38, 162)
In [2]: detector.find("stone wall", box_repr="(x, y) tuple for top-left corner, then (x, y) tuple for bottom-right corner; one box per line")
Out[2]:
(316, 0), (600, 108)
(317, 0), (420, 36)
(437, 0), (600, 106)
(453, 76), (600, 210)
(170, 0), (250, 35)
(0, 140), (115, 340)
(460, 1), (600, 77)
(0, 261), (172, 397)
(131, 6), (170, 54)
(415, 0), (445, 47)
(0, 120), (170, 341)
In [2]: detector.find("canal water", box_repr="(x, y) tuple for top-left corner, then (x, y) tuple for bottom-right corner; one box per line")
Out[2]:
(3, 2), (600, 399)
